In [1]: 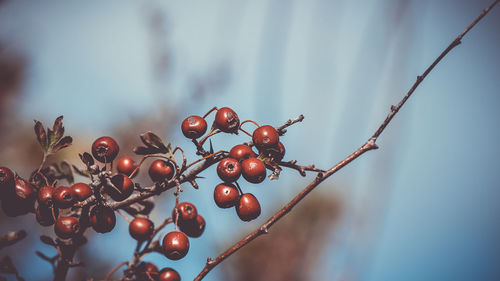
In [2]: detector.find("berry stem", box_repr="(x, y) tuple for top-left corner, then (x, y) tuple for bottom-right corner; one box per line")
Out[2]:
(172, 146), (187, 173)
(238, 128), (253, 137)
(202, 106), (219, 119)
(239, 119), (260, 129)
(234, 182), (244, 195)
(116, 209), (132, 223)
(152, 217), (173, 239)
(198, 130), (222, 147)
(185, 150), (225, 170)
(129, 154), (178, 179)
(36, 152), (48, 174)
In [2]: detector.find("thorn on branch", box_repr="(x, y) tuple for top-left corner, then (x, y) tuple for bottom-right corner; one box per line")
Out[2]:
(259, 226), (269, 234)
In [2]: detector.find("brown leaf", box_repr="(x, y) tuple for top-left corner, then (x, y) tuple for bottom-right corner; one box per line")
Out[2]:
(50, 136), (72, 154)
(40, 235), (56, 246)
(52, 116), (64, 141)
(133, 146), (155, 155)
(34, 120), (48, 152)
(79, 152), (94, 167)
(140, 132), (169, 153)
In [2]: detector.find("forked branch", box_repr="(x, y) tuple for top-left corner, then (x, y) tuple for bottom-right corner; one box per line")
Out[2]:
(193, 1), (500, 280)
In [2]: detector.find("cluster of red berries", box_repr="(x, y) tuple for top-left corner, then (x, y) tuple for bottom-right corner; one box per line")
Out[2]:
(181, 107), (286, 222)
(0, 134), (190, 280)
(90, 137), (201, 280)
(1, 107), (288, 280)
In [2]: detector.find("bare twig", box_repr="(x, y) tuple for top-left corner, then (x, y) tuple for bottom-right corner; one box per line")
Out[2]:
(193, 1), (499, 280)
(278, 160), (326, 176)
(275, 114), (304, 135)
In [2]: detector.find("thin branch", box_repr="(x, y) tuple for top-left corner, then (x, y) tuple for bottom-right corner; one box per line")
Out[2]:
(278, 160), (326, 176)
(193, 1), (499, 280)
(275, 114), (304, 136)
(371, 0), (500, 140)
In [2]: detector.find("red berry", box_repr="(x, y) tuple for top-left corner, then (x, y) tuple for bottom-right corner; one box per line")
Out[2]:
(181, 115), (207, 139)
(71, 183), (92, 202)
(263, 141), (286, 161)
(158, 268), (181, 281)
(1, 198), (29, 217)
(162, 231), (189, 260)
(91, 136), (120, 163)
(136, 262), (159, 280)
(5, 177), (37, 215)
(13, 177), (36, 202)
(106, 174), (134, 202)
(54, 216), (80, 239)
(241, 157), (266, 184)
(213, 183), (239, 208)
(216, 158), (241, 182)
(214, 107), (239, 133)
(53, 186), (75, 209)
(38, 186), (55, 206)
(0, 167), (14, 192)
(116, 156), (137, 177)
(89, 205), (116, 233)
(229, 144), (256, 162)
(36, 204), (59, 226)
(172, 202), (197, 223)
(129, 217), (154, 241)
(179, 214), (205, 238)
(252, 125), (279, 151)
(148, 160), (175, 182)
(236, 193), (261, 221)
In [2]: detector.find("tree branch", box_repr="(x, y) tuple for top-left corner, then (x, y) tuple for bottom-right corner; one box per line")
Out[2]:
(193, 1), (499, 280)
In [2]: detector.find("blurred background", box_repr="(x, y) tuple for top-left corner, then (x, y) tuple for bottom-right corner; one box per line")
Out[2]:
(0, 0), (499, 280)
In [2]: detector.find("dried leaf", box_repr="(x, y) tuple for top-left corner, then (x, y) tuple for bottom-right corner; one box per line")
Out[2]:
(50, 136), (72, 154)
(140, 132), (168, 153)
(52, 115), (64, 142)
(60, 161), (74, 184)
(47, 128), (55, 149)
(79, 152), (94, 167)
(133, 146), (155, 155)
(40, 235), (56, 246)
(34, 120), (48, 152)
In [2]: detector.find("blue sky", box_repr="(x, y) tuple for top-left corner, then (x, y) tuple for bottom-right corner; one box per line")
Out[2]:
(0, 0), (499, 280)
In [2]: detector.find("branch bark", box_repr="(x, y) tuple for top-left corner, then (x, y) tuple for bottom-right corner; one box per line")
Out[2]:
(193, 1), (500, 280)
